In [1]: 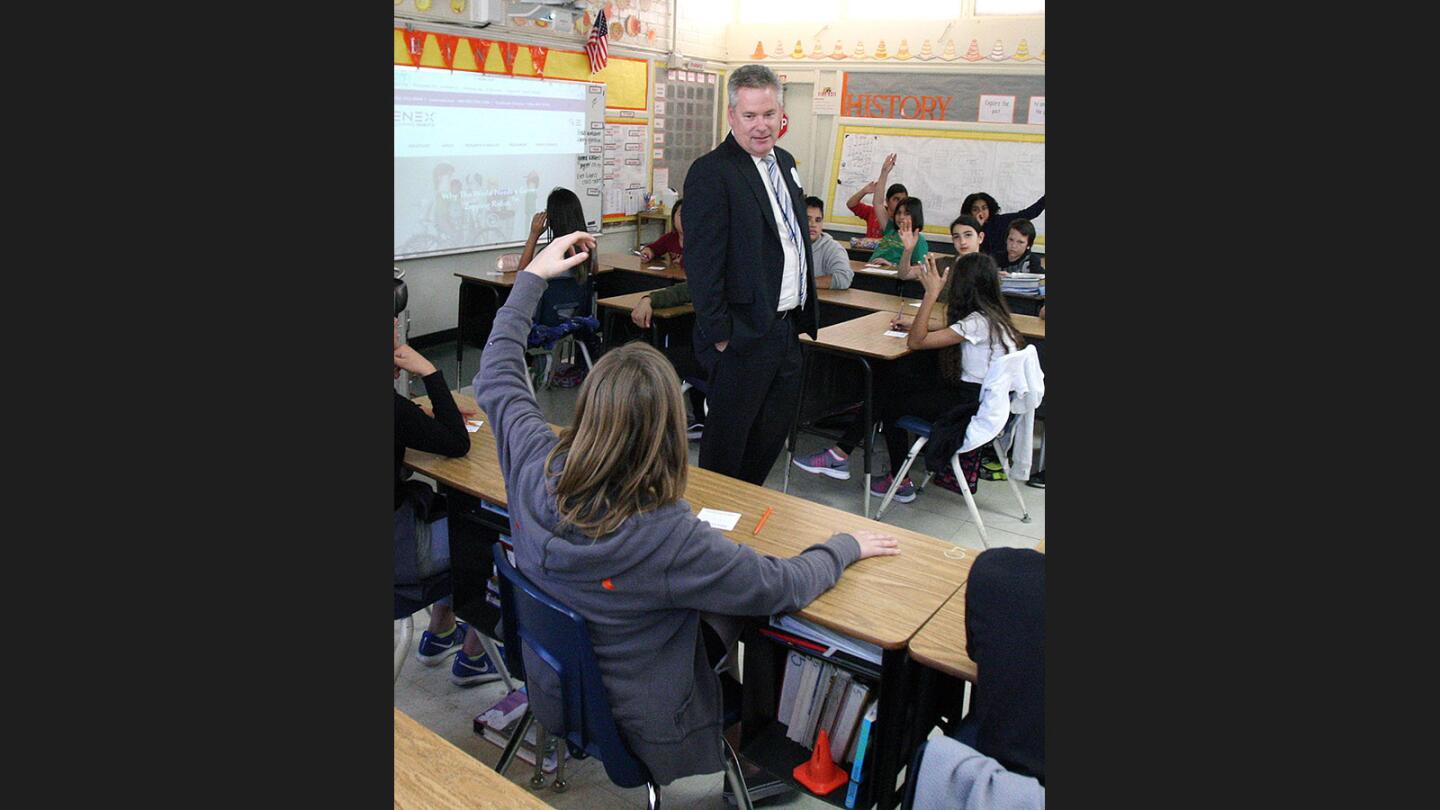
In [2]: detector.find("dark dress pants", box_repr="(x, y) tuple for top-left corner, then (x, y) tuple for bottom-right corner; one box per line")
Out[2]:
(695, 315), (803, 486)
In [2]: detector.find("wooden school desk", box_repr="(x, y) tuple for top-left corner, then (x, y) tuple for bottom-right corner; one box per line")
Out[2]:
(594, 252), (687, 298)
(405, 395), (974, 810)
(786, 310), (943, 519)
(595, 290), (694, 347)
(395, 708), (551, 810)
(453, 270), (519, 390)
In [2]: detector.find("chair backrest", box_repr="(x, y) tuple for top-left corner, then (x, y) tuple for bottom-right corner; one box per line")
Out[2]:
(534, 274), (594, 328)
(960, 344), (1043, 454)
(493, 552), (654, 788)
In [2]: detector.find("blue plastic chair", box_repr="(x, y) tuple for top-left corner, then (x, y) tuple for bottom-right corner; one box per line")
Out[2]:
(493, 552), (753, 808)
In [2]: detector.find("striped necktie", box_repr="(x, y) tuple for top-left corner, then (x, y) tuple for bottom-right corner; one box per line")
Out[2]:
(762, 154), (806, 310)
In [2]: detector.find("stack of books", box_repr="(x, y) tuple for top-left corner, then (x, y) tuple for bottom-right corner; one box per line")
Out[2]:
(472, 688), (558, 773)
(1000, 272), (1045, 296)
(777, 652), (876, 768)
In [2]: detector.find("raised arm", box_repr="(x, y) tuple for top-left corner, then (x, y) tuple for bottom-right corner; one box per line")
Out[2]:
(906, 263), (966, 351)
(873, 153), (898, 232)
(683, 156), (732, 350)
(846, 180), (877, 212)
(517, 211), (547, 270)
(895, 221), (921, 281)
(476, 232), (594, 475)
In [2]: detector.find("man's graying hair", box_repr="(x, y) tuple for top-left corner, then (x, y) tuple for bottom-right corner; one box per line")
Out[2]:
(727, 64), (783, 108)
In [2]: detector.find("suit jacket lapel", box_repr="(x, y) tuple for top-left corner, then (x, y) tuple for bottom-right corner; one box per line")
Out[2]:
(725, 133), (779, 239)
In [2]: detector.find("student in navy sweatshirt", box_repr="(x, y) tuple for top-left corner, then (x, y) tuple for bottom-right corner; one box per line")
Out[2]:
(475, 232), (900, 786)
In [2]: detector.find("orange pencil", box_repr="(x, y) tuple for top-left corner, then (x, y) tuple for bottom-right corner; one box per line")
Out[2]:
(753, 507), (774, 535)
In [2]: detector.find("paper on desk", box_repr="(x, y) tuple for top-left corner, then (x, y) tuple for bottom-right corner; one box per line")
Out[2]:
(864, 266), (899, 276)
(696, 508), (741, 531)
(905, 301), (920, 307)
(465, 419), (485, 433)
(647, 265), (667, 270)
(883, 330), (909, 338)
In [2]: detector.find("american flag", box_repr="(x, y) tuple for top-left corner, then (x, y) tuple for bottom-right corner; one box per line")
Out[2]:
(586, 10), (609, 74)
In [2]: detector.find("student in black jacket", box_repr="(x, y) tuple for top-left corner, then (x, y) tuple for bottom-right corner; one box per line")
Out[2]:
(960, 192), (1045, 264)
(393, 321), (502, 686)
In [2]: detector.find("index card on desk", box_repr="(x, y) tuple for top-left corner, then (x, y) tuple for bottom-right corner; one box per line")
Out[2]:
(696, 508), (741, 531)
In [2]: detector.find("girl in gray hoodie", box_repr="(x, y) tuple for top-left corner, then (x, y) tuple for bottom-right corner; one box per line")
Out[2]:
(475, 232), (900, 786)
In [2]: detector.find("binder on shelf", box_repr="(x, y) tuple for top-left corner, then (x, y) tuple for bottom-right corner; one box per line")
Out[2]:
(815, 671), (852, 748)
(801, 663), (838, 746)
(829, 681), (871, 763)
(776, 651), (807, 727)
(843, 702), (879, 809)
(786, 657), (824, 744)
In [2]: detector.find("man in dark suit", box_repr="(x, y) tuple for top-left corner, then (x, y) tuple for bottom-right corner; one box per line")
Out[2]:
(683, 64), (819, 486)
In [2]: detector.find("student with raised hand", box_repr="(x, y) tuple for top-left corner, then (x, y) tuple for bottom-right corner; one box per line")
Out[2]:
(520, 187), (595, 282)
(996, 218), (1044, 275)
(869, 197), (930, 276)
(475, 231), (900, 788)
(637, 199), (684, 265)
(960, 191), (1045, 264)
(804, 196), (855, 289)
(845, 152), (907, 239)
(393, 320), (503, 686)
(793, 252), (1022, 503)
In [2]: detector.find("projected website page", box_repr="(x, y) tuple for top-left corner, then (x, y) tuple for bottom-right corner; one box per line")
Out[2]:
(395, 66), (587, 258)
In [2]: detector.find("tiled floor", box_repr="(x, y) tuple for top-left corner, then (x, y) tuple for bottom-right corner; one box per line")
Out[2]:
(395, 339), (1044, 807)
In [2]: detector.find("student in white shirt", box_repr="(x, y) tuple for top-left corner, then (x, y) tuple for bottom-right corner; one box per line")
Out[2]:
(793, 252), (1023, 503)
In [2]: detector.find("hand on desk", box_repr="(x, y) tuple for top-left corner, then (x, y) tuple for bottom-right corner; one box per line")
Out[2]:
(523, 232), (595, 280)
(852, 530), (901, 560)
(632, 296), (654, 328)
(869, 257), (893, 268)
(638, 246), (655, 262)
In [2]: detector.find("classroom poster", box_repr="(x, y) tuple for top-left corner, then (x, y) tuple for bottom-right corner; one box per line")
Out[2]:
(978, 95), (1016, 124)
(1027, 96), (1045, 125)
(603, 123), (648, 219)
(813, 82), (840, 115)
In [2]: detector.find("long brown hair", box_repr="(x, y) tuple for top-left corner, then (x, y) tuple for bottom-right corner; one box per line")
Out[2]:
(544, 341), (690, 537)
(938, 252), (1025, 384)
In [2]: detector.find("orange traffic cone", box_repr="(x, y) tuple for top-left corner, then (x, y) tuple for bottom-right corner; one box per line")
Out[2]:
(793, 729), (849, 795)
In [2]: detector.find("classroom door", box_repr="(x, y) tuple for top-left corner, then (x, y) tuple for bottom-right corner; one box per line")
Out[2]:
(781, 83), (816, 194)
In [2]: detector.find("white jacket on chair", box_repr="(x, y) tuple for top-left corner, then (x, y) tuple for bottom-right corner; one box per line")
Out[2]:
(959, 345), (1044, 480)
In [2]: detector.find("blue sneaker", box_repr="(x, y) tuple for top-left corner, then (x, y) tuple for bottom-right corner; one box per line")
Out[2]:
(792, 447), (851, 480)
(451, 645), (505, 687)
(415, 621), (470, 666)
(871, 474), (917, 504)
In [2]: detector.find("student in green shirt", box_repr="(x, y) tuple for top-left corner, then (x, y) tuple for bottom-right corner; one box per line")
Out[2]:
(869, 196), (928, 277)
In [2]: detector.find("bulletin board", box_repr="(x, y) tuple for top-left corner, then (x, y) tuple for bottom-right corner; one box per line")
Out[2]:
(827, 124), (1045, 246)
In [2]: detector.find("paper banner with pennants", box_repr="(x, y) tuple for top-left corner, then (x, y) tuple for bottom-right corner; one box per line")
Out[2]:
(528, 45), (549, 78)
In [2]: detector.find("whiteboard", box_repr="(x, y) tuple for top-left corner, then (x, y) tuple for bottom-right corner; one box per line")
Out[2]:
(393, 66), (606, 259)
(828, 125), (1045, 246)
